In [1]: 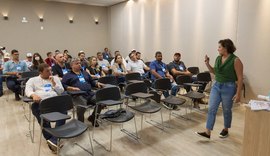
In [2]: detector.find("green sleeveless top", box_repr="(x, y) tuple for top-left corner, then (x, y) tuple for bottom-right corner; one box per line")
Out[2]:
(214, 54), (237, 83)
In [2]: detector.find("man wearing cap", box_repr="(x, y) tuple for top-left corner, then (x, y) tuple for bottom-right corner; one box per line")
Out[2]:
(24, 53), (33, 68)
(3, 49), (28, 100)
(167, 52), (192, 80)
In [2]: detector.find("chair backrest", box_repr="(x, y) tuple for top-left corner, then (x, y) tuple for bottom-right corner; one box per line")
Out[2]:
(125, 72), (142, 82)
(176, 75), (192, 85)
(21, 71), (39, 79)
(154, 78), (171, 90)
(188, 67), (200, 75)
(96, 86), (121, 102)
(40, 95), (73, 114)
(145, 61), (151, 67)
(197, 72), (211, 82)
(125, 82), (148, 96)
(98, 76), (118, 85)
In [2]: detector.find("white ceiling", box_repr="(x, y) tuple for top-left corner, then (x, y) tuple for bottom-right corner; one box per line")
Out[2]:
(46, 0), (128, 6)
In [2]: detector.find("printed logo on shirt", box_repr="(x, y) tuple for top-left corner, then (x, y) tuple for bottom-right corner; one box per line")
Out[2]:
(44, 84), (52, 92)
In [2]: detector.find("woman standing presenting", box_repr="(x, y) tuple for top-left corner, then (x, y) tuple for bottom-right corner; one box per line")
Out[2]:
(196, 39), (243, 139)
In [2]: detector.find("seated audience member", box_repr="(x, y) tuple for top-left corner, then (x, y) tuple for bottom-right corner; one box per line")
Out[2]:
(126, 52), (150, 78)
(30, 53), (44, 71)
(168, 52), (192, 79)
(150, 51), (178, 97)
(44, 52), (56, 67)
(52, 53), (70, 79)
(78, 51), (89, 70)
(3, 49), (28, 100)
(112, 54), (127, 83)
(110, 51), (127, 67)
(62, 58), (104, 126)
(25, 63), (65, 153)
(97, 52), (110, 74)
(125, 49), (136, 63)
(87, 56), (105, 79)
(136, 51), (144, 62)
(102, 47), (113, 61)
(63, 51), (72, 64)
(24, 53), (33, 68)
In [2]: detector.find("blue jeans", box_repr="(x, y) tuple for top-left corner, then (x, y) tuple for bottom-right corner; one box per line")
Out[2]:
(6, 77), (21, 94)
(206, 82), (236, 130)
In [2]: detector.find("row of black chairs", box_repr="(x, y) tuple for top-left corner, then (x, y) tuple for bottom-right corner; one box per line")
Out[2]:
(19, 70), (211, 155)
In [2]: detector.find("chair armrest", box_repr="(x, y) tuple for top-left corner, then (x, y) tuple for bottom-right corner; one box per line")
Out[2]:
(17, 78), (27, 82)
(67, 90), (86, 96)
(131, 92), (154, 99)
(23, 96), (33, 102)
(40, 112), (71, 122)
(97, 100), (122, 106)
(183, 83), (202, 87)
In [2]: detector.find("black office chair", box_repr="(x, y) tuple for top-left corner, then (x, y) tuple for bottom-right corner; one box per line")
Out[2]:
(98, 76), (118, 85)
(125, 82), (163, 132)
(93, 86), (137, 151)
(38, 95), (94, 156)
(187, 66), (200, 75)
(125, 72), (142, 83)
(196, 72), (212, 93)
(19, 71), (39, 120)
(19, 71), (39, 96)
(176, 75), (205, 115)
(154, 78), (186, 121)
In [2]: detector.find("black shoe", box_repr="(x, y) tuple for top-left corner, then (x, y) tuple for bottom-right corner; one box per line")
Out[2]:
(15, 93), (21, 101)
(47, 139), (57, 154)
(87, 115), (99, 127)
(195, 132), (210, 139)
(0, 92), (3, 97)
(219, 129), (229, 138)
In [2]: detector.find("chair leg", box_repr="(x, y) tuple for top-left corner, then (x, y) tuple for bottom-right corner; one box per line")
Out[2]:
(38, 120), (43, 156)
(140, 114), (143, 131)
(57, 138), (60, 156)
(160, 110), (164, 130)
(134, 117), (138, 139)
(92, 106), (99, 138)
(87, 128), (94, 155)
(109, 124), (113, 152)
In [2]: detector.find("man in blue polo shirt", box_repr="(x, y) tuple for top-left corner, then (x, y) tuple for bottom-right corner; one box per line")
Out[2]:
(150, 51), (178, 97)
(3, 49), (28, 100)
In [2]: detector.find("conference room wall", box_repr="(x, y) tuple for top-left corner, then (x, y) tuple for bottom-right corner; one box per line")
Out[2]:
(108, 0), (270, 100)
(0, 0), (108, 58)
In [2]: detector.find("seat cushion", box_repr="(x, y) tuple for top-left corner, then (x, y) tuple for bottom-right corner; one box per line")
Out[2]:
(161, 96), (186, 105)
(44, 119), (88, 139)
(129, 100), (161, 113)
